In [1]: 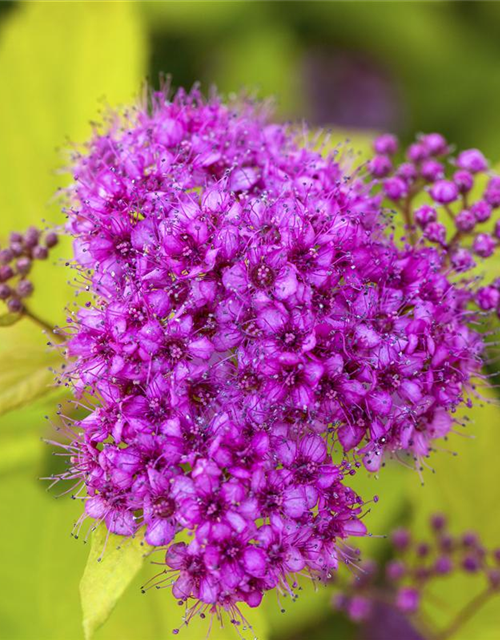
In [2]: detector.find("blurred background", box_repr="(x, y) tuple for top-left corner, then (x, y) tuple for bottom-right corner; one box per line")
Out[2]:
(0, 2), (500, 640)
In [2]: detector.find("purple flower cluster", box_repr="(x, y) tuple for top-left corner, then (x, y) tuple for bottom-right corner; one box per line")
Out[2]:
(0, 227), (58, 313)
(369, 132), (500, 314)
(63, 89), (375, 617)
(59, 88), (492, 619)
(332, 514), (500, 628)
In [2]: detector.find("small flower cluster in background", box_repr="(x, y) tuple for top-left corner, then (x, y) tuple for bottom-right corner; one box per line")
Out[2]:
(0, 227), (58, 314)
(332, 514), (500, 639)
(369, 133), (500, 314)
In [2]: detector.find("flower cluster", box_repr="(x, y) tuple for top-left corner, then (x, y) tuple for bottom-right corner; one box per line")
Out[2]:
(62, 89), (376, 621)
(58, 88), (494, 621)
(332, 514), (500, 632)
(0, 227), (58, 313)
(369, 133), (500, 314)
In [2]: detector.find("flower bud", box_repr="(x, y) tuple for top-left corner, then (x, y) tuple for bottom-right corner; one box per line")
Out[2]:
(24, 226), (40, 248)
(430, 513), (447, 532)
(455, 210), (475, 233)
(16, 257), (31, 275)
(7, 297), (23, 313)
(462, 555), (480, 573)
(488, 569), (500, 590)
(434, 556), (453, 575)
(430, 180), (458, 204)
(407, 142), (429, 163)
(32, 245), (48, 260)
(424, 222), (447, 245)
(485, 176), (500, 208)
(369, 155), (392, 178)
(470, 201), (492, 223)
(0, 265), (14, 282)
(45, 231), (58, 248)
(17, 279), (34, 299)
(476, 286), (500, 311)
(439, 533), (455, 554)
(473, 233), (496, 258)
(462, 531), (479, 547)
(384, 177), (408, 201)
(457, 149), (488, 173)
(9, 231), (22, 243)
(421, 133), (448, 155)
(453, 170), (474, 193)
(10, 241), (23, 257)
(374, 133), (398, 155)
(451, 249), (475, 273)
(421, 159), (444, 182)
(0, 283), (11, 300)
(396, 162), (418, 183)
(0, 248), (13, 265)
(386, 560), (406, 581)
(396, 587), (419, 613)
(414, 205), (437, 227)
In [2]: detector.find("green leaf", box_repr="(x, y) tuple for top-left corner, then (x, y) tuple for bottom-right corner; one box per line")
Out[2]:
(0, 312), (21, 327)
(408, 387), (500, 639)
(0, 432), (42, 476)
(0, 320), (63, 417)
(0, 1), (147, 326)
(80, 527), (149, 640)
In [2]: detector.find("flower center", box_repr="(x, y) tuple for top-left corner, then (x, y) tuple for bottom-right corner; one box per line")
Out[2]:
(153, 496), (176, 518)
(250, 262), (276, 289)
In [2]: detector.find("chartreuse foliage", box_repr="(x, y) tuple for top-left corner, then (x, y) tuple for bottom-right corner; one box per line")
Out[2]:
(81, 528), (150, 640)
(409, 387), (500, 640)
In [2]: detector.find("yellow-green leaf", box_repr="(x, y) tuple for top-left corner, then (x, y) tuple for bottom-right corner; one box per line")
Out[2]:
(0, 1), (147, 325)
(0, 320), (63, 418)
(0, 312), (22, 327)
(408, 387), (500, 639)
(80, 527), (149, 640)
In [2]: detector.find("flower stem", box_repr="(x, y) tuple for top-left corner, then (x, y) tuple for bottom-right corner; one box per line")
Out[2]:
(23, 307), (65, 344)
(398, 198), (417, 245)
(435, 588), (494, 640)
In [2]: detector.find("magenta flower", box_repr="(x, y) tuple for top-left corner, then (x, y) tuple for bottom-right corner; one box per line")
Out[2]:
(57, 91), (498, 624)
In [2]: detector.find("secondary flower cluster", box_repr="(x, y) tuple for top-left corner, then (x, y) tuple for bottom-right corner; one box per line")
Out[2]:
(0, 227), (58, 313)
(369, 133), (500, 314)
(58, 88), (493, 619)
(332, 514), (500, 630)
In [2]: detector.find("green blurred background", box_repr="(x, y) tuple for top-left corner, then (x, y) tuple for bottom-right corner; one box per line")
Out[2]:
(1, 2), (500, 640)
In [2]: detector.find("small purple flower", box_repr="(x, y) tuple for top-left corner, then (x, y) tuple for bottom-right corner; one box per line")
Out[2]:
(473, 233), (496, 258)
(420, 159), (444, 182)
(407, 142), (429, 163)
(374, 133), (398, 155)
(414, 205), (437, 228)
(421, 132), (448, 155)
(471, 201), (492, 222)
(455, 209), (476, 233)
(453, 170), (474, 193)
(476, 286), (500, 311)
(424, 222), (447, 245)
(396, 587), (420, 613)
(369, 155), (393, 178)
(384, 176), (408, 201)
(430, 180), (458, 204)
(457, 148), (488, 173)
(485, 176), (500, 208)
